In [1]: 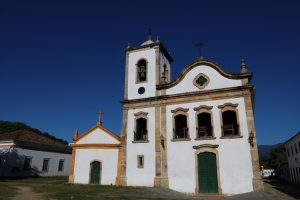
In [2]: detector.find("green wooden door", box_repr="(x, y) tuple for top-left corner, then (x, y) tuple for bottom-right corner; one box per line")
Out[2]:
(90, 161), (101, 184)
(198, 152), (218, 193)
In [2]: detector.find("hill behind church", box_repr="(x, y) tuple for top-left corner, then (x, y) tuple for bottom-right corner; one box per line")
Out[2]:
(0, 121), (68, 145)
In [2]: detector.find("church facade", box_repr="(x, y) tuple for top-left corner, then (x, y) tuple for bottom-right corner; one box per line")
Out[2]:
(69, 37), (263, 195)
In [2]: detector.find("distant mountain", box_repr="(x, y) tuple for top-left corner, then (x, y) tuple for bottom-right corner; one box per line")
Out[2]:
(258, 143), (283, 158)
(0, 121), (68, 145)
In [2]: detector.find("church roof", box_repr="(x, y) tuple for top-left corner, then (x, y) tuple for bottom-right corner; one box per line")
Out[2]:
(141, 38), (154, 46)
(126, 40), (173, 62)
(285, 131), (300, 145)
(0, 130), (72, 154)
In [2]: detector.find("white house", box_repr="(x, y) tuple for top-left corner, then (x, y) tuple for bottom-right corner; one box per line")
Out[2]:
(0, 130), (71, 177)
(285, 132), (300, 183)
(70, 36), (264, 196)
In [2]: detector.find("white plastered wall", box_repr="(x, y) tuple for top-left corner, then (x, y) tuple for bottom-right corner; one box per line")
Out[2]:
(73, 148), (119, 185)
(126, 107), (155, 186)
(166, 98), (254, 195)
(17, 148), (71, 176)
(127, 49), (156, 100)
(166, 64), (242, 95)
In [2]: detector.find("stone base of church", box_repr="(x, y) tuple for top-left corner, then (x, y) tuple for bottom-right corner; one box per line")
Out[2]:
(68, 175), (74, 183)
(154, 176), (169, 188)
(252, 177), (264, 191)
(118, 176), (127, 186)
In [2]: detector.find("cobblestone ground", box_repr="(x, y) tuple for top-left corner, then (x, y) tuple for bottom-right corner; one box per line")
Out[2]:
(262, 179), (300, 200)
(105, 180), (298, 200)
(138, 180), (299, 200)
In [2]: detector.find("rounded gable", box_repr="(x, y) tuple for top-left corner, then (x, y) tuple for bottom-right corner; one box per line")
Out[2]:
(161, 60), (250, 95)
(157, 59), (252, 91)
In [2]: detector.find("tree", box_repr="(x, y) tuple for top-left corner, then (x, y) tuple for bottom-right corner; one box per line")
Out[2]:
(268, 145), (287, 175)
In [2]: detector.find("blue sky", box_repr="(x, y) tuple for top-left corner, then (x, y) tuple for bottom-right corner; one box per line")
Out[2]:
(0, 0), (299, 145)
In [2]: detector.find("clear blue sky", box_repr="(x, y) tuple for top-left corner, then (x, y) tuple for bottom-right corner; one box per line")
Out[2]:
(1, 0), (299, 145)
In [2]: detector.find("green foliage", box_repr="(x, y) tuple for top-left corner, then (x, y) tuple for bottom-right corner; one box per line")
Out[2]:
(268, 145), (287, 174)
(0, 121), (68, 145)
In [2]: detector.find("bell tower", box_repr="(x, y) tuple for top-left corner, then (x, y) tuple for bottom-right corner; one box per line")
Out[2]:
(123, 35), (173, 100)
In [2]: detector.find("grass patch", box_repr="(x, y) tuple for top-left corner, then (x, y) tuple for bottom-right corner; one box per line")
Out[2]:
(0, 177), (185, 200)
(0, 183), (15, 200)
(33, 183), (168, 200)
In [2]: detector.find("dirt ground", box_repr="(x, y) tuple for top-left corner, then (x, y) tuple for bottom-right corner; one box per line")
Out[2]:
(12, 186), (42, 200)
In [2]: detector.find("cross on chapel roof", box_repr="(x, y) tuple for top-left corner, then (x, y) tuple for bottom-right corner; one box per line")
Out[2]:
(97, 111), (103, 126)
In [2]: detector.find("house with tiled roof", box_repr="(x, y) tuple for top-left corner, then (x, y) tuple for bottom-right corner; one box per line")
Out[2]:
(0, 130), (72, 177)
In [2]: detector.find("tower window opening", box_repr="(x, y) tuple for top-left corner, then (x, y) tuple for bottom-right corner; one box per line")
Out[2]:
(137, 59), (147, 82)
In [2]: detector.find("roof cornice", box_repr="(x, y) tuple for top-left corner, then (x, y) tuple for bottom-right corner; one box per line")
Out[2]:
(122, 85), (254, 105)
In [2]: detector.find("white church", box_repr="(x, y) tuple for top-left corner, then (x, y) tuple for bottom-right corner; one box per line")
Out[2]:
(68, 36), (264, 195)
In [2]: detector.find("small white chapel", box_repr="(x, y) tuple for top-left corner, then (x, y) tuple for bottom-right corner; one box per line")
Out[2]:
(68, 35), (264, 195)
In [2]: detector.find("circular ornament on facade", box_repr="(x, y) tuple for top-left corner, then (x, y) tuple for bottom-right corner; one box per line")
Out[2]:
(193, 73), (210, 89)
(138, 87), (145, 94)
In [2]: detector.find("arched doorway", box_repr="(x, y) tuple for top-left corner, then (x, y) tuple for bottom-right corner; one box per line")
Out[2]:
(197, 152), (218, 193)
(90, 161), (101, 184)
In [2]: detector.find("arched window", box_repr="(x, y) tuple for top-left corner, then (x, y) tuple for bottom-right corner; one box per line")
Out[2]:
(171, 108), (190, 141)
(136, 59), (147, 82)
(222, 110), (239, 136)
(218, 103), (240, 137)
(174, 114), (188, 139)
(194, 105), (214, 139)
(134, 117), (148, 141)
(197, 112), (213, 138)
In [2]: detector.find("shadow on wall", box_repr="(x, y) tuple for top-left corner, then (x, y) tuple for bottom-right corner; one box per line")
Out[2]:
(0, 147), (39, 178)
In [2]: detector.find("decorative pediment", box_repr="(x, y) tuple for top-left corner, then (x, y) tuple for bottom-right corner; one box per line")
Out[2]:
(157, 59), (253, 90)
(218, 103), (238, 109)
(75, 124), (121, 145)
(171, 107), (189, 113)
(134, 111), (148, 117)
(193, 144), (219, 149)
(193, 105), (213, 111)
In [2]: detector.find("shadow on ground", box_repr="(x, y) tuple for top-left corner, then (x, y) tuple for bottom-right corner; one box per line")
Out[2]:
(264, 178), (300, 200)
